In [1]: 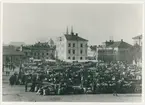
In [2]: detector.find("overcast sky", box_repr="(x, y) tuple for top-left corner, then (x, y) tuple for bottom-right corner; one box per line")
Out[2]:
(3, 3), (143, 45)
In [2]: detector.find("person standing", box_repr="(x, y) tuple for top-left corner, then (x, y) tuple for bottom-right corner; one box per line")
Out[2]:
(30, 75), (36, 92)
(112, 76), (118, 96)
(25, 74), (29, 92)
(9, 75), (15, 86)
(7, 69), (10, 76)
(25, 80), (28, 92)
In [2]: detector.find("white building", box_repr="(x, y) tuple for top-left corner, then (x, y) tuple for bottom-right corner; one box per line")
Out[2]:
(48, 38), (55, 47)
(56, 28), (88, 62)
(132, 35), (142, 46)
(132, 35), (142, 67)
(87, 46), (97, 60)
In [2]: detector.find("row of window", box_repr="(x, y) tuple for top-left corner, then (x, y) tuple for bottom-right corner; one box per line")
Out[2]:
(25, 52), (49, 56)
(33, 56), (50, 59)
(68, 56), (84, 60)
(68, 49), (85, 54)
(68, 43), (86, 47)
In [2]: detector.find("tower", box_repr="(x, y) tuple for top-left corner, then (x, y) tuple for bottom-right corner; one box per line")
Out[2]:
(66, 26), (69, 35)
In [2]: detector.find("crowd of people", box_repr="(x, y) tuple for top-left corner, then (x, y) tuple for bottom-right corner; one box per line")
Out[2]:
(9, 60), (142, 96)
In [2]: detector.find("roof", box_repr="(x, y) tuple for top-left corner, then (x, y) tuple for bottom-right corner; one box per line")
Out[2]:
(3, 46), (24, 56)
(108, 41), (132, 48)
(90, 45), (97, 51)
(22, 45), (55, 50)
(64, 34), (88, 41)
(9, 42), (25, 46)
(132, 35), (142, 39)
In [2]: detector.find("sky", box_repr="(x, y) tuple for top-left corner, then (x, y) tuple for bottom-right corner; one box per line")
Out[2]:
(3, 3), (143, 45)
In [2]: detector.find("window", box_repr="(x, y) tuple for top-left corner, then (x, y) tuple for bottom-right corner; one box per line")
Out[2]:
(80, 43), (83, 47)
(68, 57), (71, 59)
(73, 50), (75, 54)
(80, 50), (83, 54)
(80, 57), (83, 60)
(68, 43), (71, 47)
(73, 57), (75, 60)
(68, 50), (71, 54)
(6, 57), (10, 62)
(86, 44), (87, 47)
(73, 43), (75, 47)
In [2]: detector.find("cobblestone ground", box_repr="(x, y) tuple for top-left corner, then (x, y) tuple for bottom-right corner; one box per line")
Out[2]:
(2, 74), (142, 102)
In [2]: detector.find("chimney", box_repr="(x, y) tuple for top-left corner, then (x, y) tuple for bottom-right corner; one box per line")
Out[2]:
(121, 39), (123, 42)
(76, 33), (78, 36)
(71, 26), (74, 35)
(66, 26), (69, 35)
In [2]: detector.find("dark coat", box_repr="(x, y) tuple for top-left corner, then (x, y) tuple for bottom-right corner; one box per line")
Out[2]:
(9, 75), (16, 85)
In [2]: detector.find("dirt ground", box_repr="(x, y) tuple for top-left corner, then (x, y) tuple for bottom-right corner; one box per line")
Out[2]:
(2, 75), (142, 102)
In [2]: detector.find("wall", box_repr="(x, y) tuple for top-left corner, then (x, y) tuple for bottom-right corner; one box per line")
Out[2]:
(116, 48), (133, 63)
(3, 55), (23, 69)
(97, 47), (115, 62)
(66, 40), (88, 61)
(22, 47), (55, 60)
(133, 39), (142, 46)
(56, 36), (67, 60)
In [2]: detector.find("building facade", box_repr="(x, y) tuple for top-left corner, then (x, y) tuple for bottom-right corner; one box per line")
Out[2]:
(21, 42), (55, 60)
(132, 35), (142, 46)
(3, 46), (24, 71)
(56, 28), (88, 62)
(87, 45), (97, 60)
(97, 40), (133, 63)
(132, 35), (142, 66)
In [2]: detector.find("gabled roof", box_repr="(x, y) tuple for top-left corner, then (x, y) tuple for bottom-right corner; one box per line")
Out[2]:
(108, 41), (132, 48)
(3, 46), (24, 56)
(64, 34), (88, 41)
(22, 45), (54, 50)
(132, 35), (142, 39)
(90, 45), (97, 51)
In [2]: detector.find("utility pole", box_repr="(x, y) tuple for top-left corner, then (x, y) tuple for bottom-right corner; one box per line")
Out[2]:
(139, 36), (141, 46)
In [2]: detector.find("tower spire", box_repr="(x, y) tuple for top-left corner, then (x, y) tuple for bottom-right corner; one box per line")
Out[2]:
(66, 26), (68, 34)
